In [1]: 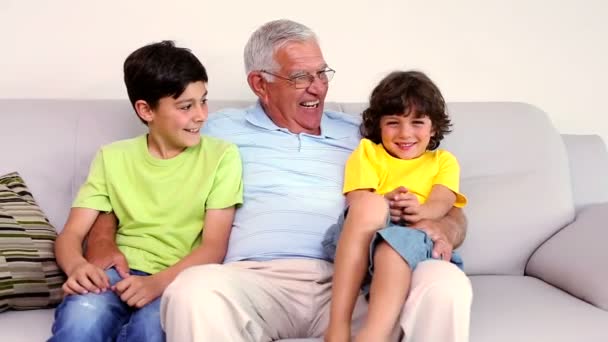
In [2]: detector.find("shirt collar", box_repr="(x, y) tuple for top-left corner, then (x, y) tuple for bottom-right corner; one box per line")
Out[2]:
(244, 101), (351, 139)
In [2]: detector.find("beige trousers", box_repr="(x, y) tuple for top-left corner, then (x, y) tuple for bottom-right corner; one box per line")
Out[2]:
(160, 258), (472, 342)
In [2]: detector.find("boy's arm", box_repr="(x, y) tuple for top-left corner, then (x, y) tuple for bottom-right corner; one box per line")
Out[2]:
(85, 212), (130, 277)
(56, 208), (100, 274)
(113, 206), (236, 308)
(158, 206), (235, 280)
(56, 208), (110, 293)
(385, 185), (456, 223)
(417, 184), (457, 221)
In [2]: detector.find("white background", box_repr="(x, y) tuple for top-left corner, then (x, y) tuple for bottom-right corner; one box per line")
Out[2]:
(1, 0), (606, 142)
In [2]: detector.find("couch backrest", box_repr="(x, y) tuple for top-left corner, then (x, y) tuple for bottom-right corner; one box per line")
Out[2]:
(0, 99), (575, 275)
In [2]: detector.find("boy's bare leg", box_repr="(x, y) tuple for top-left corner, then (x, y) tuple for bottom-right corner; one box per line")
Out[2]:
(355, 242), (411, 342)
(325, 193), (388, 342)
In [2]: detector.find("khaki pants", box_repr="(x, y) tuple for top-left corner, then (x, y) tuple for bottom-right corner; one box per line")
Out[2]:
(160, 259), (472, 342)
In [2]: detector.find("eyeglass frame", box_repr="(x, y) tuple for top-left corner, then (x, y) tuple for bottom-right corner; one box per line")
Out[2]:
(259, 68), (336, 89)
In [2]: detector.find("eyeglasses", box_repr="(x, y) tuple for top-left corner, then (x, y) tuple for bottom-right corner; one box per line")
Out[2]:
(260, 68), (336, 89)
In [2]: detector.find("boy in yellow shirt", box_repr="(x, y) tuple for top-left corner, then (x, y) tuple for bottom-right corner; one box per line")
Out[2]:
(49, 41), (243, 342)
(324, 71), (467, 342)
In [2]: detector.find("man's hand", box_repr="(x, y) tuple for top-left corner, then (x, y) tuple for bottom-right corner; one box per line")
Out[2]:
(63, 261), (110, 295)
(113, 273), (168, 308)
(84, 212), (130, 278)
(86, 239), (130, 278)
(408, 219), (454, 261)
(386, 186), (466, 261)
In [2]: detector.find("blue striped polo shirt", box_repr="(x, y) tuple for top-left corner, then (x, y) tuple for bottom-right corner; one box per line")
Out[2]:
(202, 102), (361, 262)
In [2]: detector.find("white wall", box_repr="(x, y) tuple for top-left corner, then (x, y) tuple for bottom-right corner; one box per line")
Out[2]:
(1, 0), (607, 142)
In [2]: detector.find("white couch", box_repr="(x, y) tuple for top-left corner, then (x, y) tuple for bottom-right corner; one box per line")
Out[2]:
(1, 99), (607, 341)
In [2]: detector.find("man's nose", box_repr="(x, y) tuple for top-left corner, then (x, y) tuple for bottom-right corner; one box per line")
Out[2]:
(306, 75), (327, 95)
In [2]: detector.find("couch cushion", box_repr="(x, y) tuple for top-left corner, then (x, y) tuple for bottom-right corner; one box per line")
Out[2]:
(444, 103), (575, 274)
(3, 276), (608, 342)
(0, 308), (54, 341)
(0, 173), (64, 312)
(234, 276), (608, 342)
(470, 275), (608, 342)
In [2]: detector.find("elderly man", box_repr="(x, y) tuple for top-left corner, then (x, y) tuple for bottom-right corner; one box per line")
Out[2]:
(86, 19), (472, 342)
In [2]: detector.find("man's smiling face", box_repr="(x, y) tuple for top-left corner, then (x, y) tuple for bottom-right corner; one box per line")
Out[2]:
(261, 40), (329, 135)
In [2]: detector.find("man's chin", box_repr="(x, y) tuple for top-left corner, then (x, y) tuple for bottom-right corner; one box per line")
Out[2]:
(302, 119), (323, 134)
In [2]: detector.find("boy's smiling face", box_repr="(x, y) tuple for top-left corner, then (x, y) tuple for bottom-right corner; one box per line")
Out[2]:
(139, 81), (208, 159)
(380, 113), (434, 160)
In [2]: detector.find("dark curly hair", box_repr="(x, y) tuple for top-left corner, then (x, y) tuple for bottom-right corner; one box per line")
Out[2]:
(360, 70), (451, 150)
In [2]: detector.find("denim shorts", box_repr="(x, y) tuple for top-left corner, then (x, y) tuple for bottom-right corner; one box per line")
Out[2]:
(322, 207), (464, 277)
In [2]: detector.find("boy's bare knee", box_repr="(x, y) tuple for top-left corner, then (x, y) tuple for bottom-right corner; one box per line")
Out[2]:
(345, 192), (388, 232)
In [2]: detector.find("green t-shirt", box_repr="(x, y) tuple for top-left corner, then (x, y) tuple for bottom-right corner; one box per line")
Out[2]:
(73, 134), (243, 274)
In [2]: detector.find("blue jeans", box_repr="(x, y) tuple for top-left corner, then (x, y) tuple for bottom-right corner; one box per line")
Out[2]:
(48, 268), (165, 342)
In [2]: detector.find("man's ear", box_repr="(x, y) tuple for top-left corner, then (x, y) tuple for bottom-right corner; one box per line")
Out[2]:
(134, 100), (154, 124)
(247, 72), (270, 103)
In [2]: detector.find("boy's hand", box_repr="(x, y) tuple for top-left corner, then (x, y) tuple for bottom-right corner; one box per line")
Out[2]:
(63, 261), (110, 295)
(385, 186), (409, 222)
(400, 192), (425, 223)
(113, 273), (168, 308)
(386, 186), (425, 223)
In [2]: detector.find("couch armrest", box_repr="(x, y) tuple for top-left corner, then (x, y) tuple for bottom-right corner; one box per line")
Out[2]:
(562, 134), (608, 211)
(526, 203), (608, 311)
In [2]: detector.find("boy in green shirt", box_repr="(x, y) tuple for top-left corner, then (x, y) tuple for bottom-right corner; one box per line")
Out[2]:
(49, 41), (243, 342)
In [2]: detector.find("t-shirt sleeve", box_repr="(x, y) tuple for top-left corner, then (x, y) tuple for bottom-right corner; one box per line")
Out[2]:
(433, 150), (467, 208)
(206, 144), (244, 209)
(343, 139), (381, 194)
(72, 150), (112, 212)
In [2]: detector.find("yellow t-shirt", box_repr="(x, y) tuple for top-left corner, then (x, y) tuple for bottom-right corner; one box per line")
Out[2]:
(73, 134), (244, 274)
(343, 139), (467, 207)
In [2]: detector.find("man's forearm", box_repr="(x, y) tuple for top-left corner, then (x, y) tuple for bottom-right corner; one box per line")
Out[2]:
(86, 212), (118, 245)
(84, 212), (122, 268)
(440, 207), (467, 248)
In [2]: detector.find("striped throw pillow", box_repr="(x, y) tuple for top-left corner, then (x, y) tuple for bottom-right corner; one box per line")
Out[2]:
(0, 172), (65, 312)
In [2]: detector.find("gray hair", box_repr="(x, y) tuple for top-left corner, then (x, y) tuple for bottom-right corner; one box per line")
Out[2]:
(244, 19), (318, 79)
